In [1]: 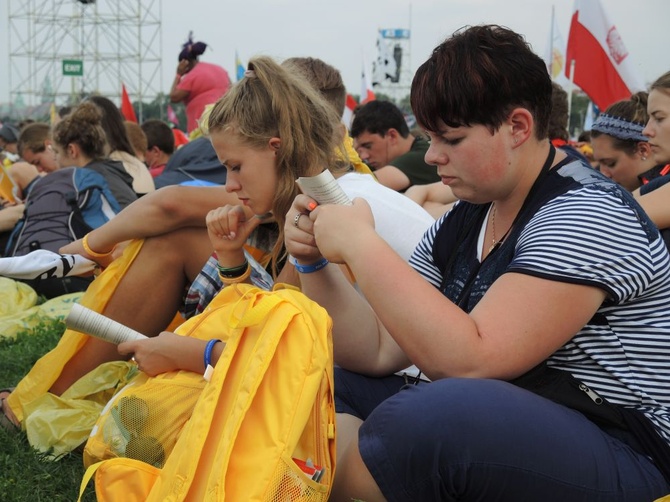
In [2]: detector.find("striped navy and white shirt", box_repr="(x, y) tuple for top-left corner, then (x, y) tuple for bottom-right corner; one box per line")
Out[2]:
(410, 157), (670, 443)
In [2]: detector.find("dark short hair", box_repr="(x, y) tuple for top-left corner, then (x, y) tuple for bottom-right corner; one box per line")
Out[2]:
(411, 25), (552, 139)
(350, 100), (410, 139)
(141, 119), (175, 155)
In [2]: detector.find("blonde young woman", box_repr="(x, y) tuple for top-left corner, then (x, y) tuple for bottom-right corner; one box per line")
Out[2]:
(117, 56), (433, 377)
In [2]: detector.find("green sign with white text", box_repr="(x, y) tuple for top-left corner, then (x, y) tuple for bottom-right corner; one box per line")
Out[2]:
(62, 59), (83, 76)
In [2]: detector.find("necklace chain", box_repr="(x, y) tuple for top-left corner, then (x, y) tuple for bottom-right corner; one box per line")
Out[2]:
(488, 204), (498, 253)
(485, 146), (556, 257)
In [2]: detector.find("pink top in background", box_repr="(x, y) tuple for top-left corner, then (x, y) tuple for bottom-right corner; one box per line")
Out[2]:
(178, 61), (231, 133)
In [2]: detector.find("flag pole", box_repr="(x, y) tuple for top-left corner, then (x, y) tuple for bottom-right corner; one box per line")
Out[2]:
(567, 59), (576, 135)
(549, 5), (555, 76)
(408, 3), (412, 84)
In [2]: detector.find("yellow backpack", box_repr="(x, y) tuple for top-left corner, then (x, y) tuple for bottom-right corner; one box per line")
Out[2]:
(80, 282), (336, 502)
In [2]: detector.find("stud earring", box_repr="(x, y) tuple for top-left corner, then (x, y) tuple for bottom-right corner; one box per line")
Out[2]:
(642, 156), (647, 161)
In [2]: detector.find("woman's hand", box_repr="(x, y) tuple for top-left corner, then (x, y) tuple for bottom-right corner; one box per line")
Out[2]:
(311, 198), (375, 264)
(206, 205), (261, 265)
(176, 59), (191, 76)
(118, 332), (185, 377)
(284, 195), (323, 264)
(60, 237), (121, 268)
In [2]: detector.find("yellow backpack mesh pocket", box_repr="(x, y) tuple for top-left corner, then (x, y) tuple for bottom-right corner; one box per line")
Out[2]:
(84, 370), (206, 468)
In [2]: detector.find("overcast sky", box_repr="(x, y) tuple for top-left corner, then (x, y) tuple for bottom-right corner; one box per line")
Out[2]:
(0, 0), (668, 106)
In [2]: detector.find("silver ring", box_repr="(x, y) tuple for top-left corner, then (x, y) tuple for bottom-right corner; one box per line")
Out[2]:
(293, 212), (306, 228)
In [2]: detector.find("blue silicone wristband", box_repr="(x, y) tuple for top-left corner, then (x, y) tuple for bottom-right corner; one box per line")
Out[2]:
(204, 339), (222, 369)
(289, 256), (329, 274)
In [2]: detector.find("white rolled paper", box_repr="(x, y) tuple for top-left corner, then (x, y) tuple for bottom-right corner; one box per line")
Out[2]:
(66, 303), (147, 344)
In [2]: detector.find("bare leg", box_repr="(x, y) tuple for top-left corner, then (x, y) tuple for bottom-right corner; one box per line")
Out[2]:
(330, 434), (386, 502)
(50, 227), (213, 395)
(1, 390), (19, 427)
(336, 412), (363, 465)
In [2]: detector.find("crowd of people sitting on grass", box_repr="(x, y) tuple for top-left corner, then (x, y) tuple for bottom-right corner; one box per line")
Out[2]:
(1, 23), (670, 501)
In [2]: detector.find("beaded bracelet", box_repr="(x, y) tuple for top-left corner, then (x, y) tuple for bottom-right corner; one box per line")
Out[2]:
(218, 263), (252, 285)
(216, 260), (249, 278)
(82, 233), (115, 259)
(289, 255), (329, 274)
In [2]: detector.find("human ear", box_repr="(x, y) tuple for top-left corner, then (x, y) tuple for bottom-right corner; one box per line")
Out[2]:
(67, 143), (79, 158)
(268, 137), (281, 153)
(386, 128), (400, 143)
(508, 108), (533, 146)
(637, 141), (652, 160)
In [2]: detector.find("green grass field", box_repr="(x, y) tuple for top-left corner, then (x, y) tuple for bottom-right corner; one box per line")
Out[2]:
(0, 320), (95, 501)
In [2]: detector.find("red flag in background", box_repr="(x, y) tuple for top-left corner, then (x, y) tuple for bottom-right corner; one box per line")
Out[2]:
(172, 128), (189, 148)
(565, 0), (645, 110)
(121, 83), (138, 123)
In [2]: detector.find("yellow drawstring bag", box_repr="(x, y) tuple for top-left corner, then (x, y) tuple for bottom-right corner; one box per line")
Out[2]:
(80, 283), (336, 501)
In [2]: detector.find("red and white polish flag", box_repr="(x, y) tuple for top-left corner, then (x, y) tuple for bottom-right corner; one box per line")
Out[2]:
(565, 0), (645, 110)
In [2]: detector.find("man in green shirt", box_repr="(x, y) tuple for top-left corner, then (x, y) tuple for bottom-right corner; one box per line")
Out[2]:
(351, 100), (440, 192)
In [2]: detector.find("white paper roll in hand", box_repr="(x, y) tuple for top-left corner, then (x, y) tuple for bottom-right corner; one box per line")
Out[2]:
(65, 303), (148, 344)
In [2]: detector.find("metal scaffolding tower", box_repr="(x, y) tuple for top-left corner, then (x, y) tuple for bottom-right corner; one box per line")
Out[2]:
(7, 0), (162, 118)
(372, 28), (412, 104)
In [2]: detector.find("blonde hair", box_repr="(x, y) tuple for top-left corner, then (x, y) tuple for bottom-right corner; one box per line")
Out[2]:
(207, 55), (342, 275)
(651, 71), (670, 95)
(124, 120), (148, 156)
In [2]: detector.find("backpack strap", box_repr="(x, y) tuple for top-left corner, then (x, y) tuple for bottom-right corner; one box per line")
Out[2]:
(78, 461), (104, 502)
(79, 457), (161, 502)
(228, 288), (284, 328)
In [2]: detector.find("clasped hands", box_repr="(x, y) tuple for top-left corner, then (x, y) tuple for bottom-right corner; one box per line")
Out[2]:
(284, 194), (375, 265)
